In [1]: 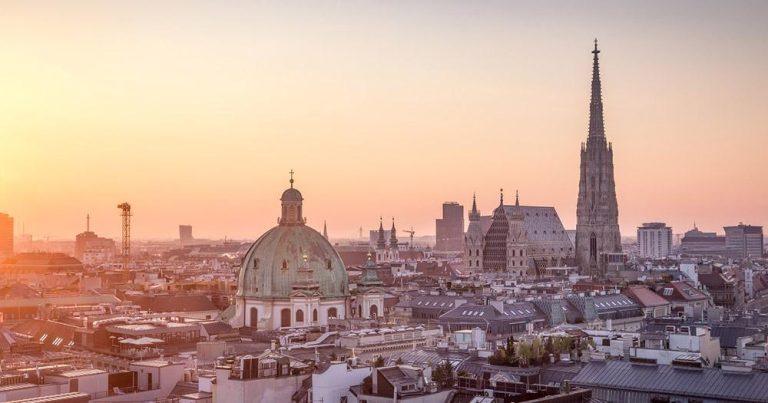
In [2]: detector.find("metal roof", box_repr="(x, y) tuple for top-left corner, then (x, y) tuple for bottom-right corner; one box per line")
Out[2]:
(572, 360), (768, 402)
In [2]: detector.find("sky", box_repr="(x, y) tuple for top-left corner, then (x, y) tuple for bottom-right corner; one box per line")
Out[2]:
(0, 0), (766, 241)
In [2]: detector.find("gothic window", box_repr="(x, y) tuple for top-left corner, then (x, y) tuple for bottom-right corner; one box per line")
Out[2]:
(590, 233), (597, 262)
(468, 250), (472, 257)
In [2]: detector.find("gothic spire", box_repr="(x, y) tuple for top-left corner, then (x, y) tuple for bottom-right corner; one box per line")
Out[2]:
(376, 216), (386, 249)
(588, 39), (605, 140)
(469, 193), (480, 221)
(390, 217), (398, 248)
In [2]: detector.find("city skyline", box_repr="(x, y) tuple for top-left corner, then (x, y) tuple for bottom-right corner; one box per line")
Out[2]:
(1, 1), (767, 240)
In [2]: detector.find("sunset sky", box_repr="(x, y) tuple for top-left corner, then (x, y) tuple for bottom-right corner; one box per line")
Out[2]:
(0, 1), (766, 241)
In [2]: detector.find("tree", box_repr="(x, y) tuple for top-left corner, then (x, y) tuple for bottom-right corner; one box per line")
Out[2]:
(374, 356), (385, 368)
(395, 357), (404, 365)
(329, 351), (338, 361)
(432, 360), (454, 389)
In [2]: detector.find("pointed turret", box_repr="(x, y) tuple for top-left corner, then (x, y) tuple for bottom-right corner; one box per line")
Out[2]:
(376, 217), (386, 250)
(469, 193), (480, 221)
(390, 217), (398, 249)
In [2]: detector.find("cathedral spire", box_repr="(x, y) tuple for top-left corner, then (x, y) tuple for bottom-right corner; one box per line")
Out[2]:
(472, 193), (478, 214)
(376, 217), (386, 249)
(390, 217), (398, 249)
(469, 193), (480, 221)
(588, 39), (605, 140)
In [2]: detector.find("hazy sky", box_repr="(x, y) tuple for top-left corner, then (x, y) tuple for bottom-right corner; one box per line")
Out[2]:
(1, 1), (766, 240)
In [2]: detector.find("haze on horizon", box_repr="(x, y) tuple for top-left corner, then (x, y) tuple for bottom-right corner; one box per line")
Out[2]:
(1, 0), (766, 241)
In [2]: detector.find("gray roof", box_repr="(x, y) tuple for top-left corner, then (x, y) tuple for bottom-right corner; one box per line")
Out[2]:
(571, 361), (768, 402)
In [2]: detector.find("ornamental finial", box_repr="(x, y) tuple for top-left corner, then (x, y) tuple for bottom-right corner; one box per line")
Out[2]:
(289, 169), (295, 188)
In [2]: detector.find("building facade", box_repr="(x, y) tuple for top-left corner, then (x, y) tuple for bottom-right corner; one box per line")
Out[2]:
(179, 225), (193, 246)
(435, 202), (464, 252)
(680, 226), (728, 257)
(0, 213), (13, 258)
(637, 222), (673, 258)
(724, 224), (764, 259)
(575, 40), (622, 276)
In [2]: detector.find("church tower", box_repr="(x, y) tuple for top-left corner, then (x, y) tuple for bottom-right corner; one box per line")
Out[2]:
(388, 218), (400, 261)
(506, 191), (529, 279)
(375, 217), (387, 262)
(576, 40), (622, 276)
(464, 194), (484, 273)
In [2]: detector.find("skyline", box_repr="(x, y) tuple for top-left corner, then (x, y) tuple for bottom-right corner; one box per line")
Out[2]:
(1, 1), (767, 240)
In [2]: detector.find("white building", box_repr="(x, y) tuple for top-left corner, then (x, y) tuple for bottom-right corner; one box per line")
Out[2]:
(637, 223), (673, 258)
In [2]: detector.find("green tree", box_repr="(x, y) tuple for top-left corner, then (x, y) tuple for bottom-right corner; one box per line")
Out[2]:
(432, 360), (454, 389)
(374, 356), (385, 368)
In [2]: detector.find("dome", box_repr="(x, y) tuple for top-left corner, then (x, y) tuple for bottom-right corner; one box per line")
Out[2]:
(281, 187), (303, 202)
(237, 224), (349, 299)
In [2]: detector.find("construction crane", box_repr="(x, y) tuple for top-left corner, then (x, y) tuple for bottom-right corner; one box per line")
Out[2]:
(404, 227), (415, 249)
(117, 202), (131, 269)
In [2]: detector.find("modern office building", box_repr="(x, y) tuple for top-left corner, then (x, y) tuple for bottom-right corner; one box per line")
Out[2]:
(0, 212), (14, 258)
(724, 224), (764, 259)
(435, 202), (464, 252)
(637, 222), (673, 258)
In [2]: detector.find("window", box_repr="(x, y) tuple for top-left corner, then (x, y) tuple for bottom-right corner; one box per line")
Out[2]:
(326, 259), (332, 270)
(282, 260), (288, 270)
(313, 309), (318, 322)
(328, 307), (338, 319)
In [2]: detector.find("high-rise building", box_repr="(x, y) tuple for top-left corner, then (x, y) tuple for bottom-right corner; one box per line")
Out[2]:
(637, 223), (673, 258)
(435, 202), (464, 252)
(724, 224), (764, 259)
(179, 224), (194, 246)
(575, 40), (622, 275)
(0, 213), (13, 258)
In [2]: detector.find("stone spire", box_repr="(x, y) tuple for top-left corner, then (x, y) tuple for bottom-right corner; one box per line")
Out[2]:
(588, 38), (605, 142)
(323, 220), (328, 239)
(376, 217), (386, 249)
(515, 190), (520, 207)
(576, 40), (622, 276)
(389, 217), (398, 249)
(469, 193), (480, 221)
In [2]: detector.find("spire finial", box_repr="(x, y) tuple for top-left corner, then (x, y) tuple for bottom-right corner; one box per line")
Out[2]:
(594, 38), (599, 52)
(289, 169), (295, 188)
(86, 213), (90, 232)
(500, 188), (504, 205)
(515, 190), (519, 207)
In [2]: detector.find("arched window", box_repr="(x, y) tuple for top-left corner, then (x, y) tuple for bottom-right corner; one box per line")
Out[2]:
(282, 260), (288, 270)
(328, 307), (338, 319)
(280, 308), (291, 327)
(590, 233), (597, 262)
(476, 249), (479, 256)
(296, 309), (304, 323)
(312, 309), (318, 322)
(370, 305), (378, 319)
(468, 260), (472, 267)
(468, 249), (472, 257)
(476, 260), (479, 267)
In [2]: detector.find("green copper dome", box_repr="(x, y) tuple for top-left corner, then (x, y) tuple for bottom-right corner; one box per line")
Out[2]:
(237, 224), (350, 299)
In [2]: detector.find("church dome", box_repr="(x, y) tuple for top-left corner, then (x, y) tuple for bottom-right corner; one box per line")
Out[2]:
(237, 174), (349, 300)
(281, 188), (303, 202)
(238, 225), (349, 299)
